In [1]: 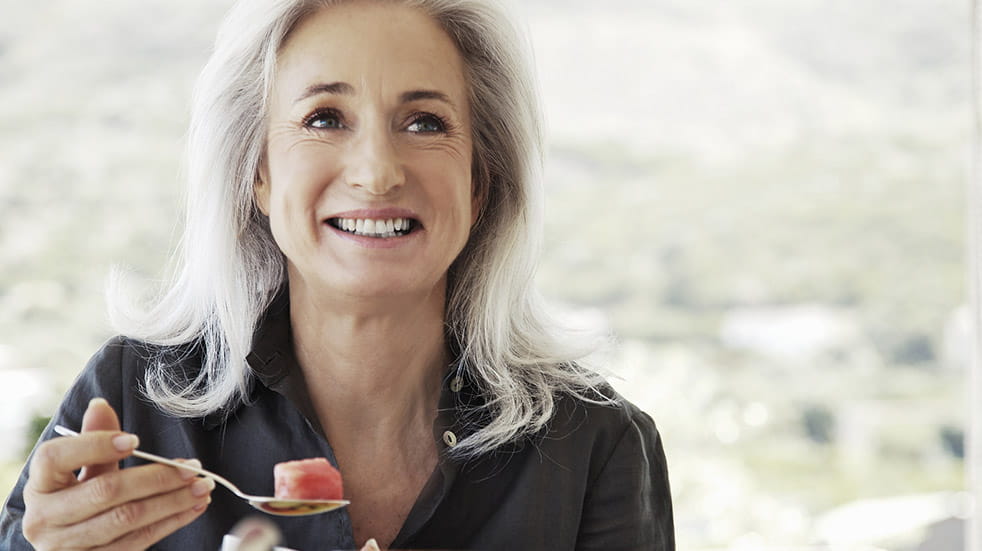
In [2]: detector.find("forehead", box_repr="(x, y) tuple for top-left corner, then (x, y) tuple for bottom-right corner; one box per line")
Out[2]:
(274, 2), (469, 101)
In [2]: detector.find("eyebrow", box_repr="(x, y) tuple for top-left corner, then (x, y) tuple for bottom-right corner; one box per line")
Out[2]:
(294, 81), (355, 103)
(294, 82), (457, 111)
(399, 89), (456, 110)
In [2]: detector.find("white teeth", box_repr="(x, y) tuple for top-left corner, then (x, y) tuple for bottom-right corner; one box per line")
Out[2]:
(332, 217), (413, 237)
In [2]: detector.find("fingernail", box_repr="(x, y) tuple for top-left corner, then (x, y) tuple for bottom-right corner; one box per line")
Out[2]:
(88, 397), (109, 408)
(176, 459), (202, 480)
(191, 477), (215, 497)
(112, 433), (139, 452)
(242, 526), (265, 539)
(231, 517), (281, 550)
(193, 496), (211, 512)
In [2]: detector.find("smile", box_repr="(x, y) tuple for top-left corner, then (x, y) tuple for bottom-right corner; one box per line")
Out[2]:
(327, 217), (418, 238)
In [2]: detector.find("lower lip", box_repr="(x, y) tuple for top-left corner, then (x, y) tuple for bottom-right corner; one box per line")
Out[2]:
(324, 222), (421, 249)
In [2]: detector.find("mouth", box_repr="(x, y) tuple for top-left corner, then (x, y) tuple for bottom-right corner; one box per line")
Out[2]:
(326, 217), (420, 238)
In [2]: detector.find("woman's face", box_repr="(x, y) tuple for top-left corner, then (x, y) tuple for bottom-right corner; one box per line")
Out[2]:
(257, 2), (476, 301)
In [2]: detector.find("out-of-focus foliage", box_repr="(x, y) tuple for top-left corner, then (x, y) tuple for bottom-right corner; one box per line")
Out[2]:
(24, 415), (49, 459)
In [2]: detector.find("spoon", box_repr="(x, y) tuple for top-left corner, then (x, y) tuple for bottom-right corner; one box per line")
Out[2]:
(53, 425), (349, 517)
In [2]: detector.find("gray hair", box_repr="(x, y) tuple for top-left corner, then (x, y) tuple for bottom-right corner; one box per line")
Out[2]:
(110, 0), (612, 457)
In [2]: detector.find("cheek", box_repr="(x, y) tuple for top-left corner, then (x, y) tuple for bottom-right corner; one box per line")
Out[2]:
(413, 159), (473, 226)
(262, 144), (343, 258)
(452, 162), (475, 223)
(267, 143), (340, 214)
(448, 175), (477, 239)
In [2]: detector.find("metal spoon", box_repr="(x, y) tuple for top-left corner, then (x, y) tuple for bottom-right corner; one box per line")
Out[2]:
(53, 425), (349, 517)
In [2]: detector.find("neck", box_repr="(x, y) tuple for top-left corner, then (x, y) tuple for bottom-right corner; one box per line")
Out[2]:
(287, 277), (449, 452)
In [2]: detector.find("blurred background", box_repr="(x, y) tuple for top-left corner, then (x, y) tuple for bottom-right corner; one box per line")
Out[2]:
(0, 0), (969, 549)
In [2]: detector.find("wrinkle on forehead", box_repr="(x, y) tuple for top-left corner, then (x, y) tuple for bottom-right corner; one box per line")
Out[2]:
(271, 1), (470, 113)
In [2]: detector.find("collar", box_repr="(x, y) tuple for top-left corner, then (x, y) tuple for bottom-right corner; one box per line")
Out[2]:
(244, 289), (296, 390)
(202, 289), (300, 430)
(205, 289), (485, 454)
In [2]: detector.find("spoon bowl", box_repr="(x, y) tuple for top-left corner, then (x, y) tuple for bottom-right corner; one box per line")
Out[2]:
(54, 425), (349, 517)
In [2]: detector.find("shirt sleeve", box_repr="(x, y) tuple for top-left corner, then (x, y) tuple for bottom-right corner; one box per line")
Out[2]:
(576, 407), (675, 551)
(0, 337), (127, 550)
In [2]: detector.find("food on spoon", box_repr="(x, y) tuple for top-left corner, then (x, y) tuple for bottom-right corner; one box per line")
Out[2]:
(273, 458), (344, 500)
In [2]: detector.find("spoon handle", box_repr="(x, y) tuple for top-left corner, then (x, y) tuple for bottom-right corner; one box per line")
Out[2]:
(53, 425), (246, 498)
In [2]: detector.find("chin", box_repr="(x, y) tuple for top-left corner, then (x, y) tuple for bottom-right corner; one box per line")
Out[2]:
(330, 276), (436, 301)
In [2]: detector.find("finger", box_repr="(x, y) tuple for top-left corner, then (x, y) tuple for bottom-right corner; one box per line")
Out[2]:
(38, 460), (205, 527)
(95, 496), (210, 551)
(71, 477), (213, 548)
(230, 517), (282, 551)
(27, 430), (139, 494)
(79, 397), (123, 481)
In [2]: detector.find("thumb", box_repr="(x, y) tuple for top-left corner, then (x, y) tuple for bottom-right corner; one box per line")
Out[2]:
(78, 397), (123, 481)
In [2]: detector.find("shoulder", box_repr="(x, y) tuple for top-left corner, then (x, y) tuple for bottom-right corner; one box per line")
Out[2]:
(538, 385), (666, 479)
(61, 336), (144, 405)
(59, 336), (201, 418)
(81, 335), (201, 380)
(546, 388), (675, 548)
(84, 335), (149, 369)
(549, 386), (660, 446)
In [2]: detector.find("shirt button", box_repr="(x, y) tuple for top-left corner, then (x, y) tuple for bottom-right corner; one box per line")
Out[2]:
(442, 430), (458, 447)
(449, 376), (464, 392)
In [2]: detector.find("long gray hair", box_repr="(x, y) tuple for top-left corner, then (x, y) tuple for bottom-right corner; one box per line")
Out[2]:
(110, 0), (612, 457)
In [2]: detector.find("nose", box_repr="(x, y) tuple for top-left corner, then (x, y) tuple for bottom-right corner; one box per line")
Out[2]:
(341, 124), (405, 195)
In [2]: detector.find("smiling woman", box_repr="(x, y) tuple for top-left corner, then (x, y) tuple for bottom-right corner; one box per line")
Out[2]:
(258, 3), (477, 303)
(0, 1), (673, 550)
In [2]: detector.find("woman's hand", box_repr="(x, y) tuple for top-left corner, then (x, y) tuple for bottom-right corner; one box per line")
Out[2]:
(20, 398), (214, 550)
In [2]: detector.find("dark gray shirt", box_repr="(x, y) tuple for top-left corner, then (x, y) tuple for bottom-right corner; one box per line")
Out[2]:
(0, 303), (674, 550)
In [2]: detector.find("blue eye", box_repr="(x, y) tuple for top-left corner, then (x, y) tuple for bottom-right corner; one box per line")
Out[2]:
(407, 114), (446, 133)
(305, 109), (344, 130)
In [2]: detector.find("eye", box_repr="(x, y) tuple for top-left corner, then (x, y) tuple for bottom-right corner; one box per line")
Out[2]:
(406, 113), (447, 134)
(304, 108), (345, 130)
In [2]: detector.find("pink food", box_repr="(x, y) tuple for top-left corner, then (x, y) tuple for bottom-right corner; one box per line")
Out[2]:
(273, 458), (344, 500)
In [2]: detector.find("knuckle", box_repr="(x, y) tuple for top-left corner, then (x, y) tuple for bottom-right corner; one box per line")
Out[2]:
(32, 441), (59, 474)
(110, 500), (143, 529)
(21, 513), (41, 542)
(131, 520), (160, 546)
(89, 473), (121, 504)
(22, 511), (62, 551)
(152, 464), (177, 488)
(22, 485), (39, 507)
(22, 502), (52, 544)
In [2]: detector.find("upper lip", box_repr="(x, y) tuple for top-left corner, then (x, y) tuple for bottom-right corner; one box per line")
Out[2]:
(325, 207), (421, 222)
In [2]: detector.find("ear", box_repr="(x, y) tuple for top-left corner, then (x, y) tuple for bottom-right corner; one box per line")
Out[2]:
(254, 160), (271, 216)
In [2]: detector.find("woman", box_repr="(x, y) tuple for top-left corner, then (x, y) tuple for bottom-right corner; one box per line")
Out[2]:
(0, 0), (673, 549)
